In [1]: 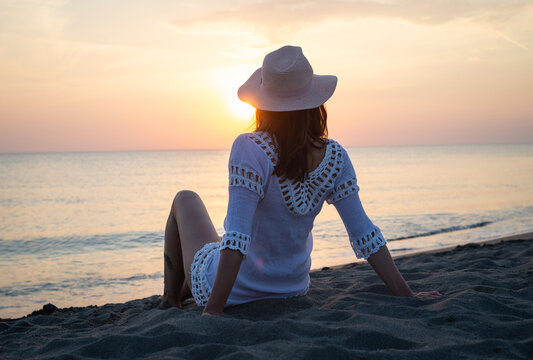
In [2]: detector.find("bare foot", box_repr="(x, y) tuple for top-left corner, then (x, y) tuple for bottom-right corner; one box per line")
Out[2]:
(156, 295), (182, 309)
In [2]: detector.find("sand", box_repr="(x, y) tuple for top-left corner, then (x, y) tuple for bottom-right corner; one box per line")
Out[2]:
(1, 234), (532, 359)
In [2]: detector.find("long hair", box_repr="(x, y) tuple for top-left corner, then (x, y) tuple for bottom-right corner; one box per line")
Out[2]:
(254, 105), (328, 182)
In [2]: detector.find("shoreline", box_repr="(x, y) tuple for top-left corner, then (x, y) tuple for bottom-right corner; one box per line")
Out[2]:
(2, 230), (533, 321)
(392, 230), (533, 259)
(314, 230), (533, 272)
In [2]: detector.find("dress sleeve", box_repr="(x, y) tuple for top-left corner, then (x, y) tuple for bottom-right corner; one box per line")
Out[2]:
(221, 134), (271, 256)
(327, 147), (387, 260)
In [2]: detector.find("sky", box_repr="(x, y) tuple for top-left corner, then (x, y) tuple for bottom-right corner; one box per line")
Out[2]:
(0, 0), (532, 152)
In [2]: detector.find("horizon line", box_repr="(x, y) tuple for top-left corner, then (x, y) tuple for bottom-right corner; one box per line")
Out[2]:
(1, 140), (532, 155)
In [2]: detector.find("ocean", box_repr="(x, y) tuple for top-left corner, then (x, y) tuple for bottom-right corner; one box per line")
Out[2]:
(1, 143), (532, 318)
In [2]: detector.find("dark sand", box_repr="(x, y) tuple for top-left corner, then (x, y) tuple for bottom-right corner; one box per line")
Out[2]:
(1, 236), (532, 359)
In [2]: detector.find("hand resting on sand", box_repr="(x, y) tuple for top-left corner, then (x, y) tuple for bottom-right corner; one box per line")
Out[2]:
(202, 309), (223, 317)
(367, 245), (442, 299)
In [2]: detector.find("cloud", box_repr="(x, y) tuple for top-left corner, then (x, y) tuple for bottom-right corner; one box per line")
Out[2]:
(0, 0), (67, 38)
(173, 0), (532, 40)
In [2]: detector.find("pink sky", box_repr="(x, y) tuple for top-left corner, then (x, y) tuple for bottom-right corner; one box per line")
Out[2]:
(1, 0), (532, 152)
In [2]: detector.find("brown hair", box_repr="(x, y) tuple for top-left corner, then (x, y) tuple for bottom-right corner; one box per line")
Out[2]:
(254, 105), (328, 182)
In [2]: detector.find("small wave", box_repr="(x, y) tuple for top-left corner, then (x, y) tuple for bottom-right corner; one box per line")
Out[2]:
(389, 248), (415, 252)
(0, 272), (163, 297)
(388, 221), (493, 241)
(0, 231), (163, 256)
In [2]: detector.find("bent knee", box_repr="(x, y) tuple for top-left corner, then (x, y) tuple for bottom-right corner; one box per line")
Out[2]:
(173, 190), (200, 207)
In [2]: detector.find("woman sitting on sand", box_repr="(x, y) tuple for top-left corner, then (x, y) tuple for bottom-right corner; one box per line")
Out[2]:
(159, 45), (441, 316)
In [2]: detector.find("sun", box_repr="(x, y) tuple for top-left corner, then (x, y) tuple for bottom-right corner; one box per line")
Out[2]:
(228, 97), (255, 121)
(213, 65), (257, 122)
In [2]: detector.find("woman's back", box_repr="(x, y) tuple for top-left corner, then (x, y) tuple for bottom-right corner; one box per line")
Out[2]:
(192, 131), (385, 306)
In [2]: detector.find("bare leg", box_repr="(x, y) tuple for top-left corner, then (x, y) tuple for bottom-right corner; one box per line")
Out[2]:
(159, 190), (219, 308)
(159, 209), (186, 309)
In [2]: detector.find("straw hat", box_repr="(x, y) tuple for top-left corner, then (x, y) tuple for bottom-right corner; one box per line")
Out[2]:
(238, 46), (337, 112)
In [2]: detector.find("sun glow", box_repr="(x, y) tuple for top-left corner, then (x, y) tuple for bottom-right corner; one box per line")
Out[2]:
(228, 97), (255, 121)
(212, 65), (257, 122)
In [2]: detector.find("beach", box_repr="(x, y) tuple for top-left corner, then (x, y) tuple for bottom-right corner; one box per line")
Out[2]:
(1, 233), (531, 359)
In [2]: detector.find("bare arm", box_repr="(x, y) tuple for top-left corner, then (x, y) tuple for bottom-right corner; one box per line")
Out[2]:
(367, 245), (413, 297)
(367, 245), (442, 299)
(202, 249), (243, 316)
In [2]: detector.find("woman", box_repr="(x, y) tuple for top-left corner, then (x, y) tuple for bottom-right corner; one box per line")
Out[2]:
(159, 46), (441, 316)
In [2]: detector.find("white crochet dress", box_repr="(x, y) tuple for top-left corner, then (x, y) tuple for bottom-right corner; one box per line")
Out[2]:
(190, 132), (386, 306)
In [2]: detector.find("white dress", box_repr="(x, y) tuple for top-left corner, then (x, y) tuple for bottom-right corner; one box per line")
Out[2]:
(190, 132), (386, 306)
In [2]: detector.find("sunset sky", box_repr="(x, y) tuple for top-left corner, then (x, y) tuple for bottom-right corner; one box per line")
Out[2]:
(1, 0), (532, 152)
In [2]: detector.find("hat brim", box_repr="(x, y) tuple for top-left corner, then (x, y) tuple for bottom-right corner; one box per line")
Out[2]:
(238, 68), (337, 112)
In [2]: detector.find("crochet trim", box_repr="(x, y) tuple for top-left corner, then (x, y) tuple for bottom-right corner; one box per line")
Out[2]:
(191, 242), (220, 306)
(245, 132), (344, 216)
(247, 132), (278, 165)
(220, 230), (251, 256)
(350, 227), (387, 260)
(229, 165), (264, 199)
(326, 176), (360, 204)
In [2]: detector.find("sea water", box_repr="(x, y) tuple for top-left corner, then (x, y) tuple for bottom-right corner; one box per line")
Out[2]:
(1, 144), (532, 318)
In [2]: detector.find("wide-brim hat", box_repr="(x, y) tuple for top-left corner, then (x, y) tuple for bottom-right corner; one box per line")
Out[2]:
(238, 45), (337, 112)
